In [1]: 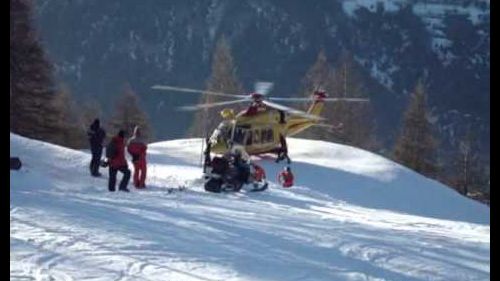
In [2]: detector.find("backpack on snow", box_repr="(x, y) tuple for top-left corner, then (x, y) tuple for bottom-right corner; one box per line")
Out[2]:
(10, 157), (22, 170)
(105, 141), (117, 159)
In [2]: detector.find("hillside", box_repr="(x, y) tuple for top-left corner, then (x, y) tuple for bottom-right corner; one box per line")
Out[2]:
(34, 0), (490, 158)
(10, 134), (489, 280)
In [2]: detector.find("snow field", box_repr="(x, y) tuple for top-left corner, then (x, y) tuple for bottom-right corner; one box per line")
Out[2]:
(11, 134), (489, 280)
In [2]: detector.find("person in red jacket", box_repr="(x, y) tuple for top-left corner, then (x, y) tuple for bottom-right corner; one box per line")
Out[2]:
(107, 130), (131, 192)
(252, 164), (266, 182)
(278, 166), (294, 188)
(127, 126), (148, 188)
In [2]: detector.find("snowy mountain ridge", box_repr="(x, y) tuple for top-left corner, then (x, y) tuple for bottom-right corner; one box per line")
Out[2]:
(10, 133), (489, 280)
(342, 0), (489, 25)
(342, 0), (489, 66)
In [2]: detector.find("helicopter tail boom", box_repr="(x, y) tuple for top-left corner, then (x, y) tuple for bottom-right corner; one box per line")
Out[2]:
(283, 91), (326, 136)
(306, 91), (327, 117)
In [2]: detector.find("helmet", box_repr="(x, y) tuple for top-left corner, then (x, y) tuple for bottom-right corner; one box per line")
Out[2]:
(220, 108), (235, 119)
(284, 166), (291, 172)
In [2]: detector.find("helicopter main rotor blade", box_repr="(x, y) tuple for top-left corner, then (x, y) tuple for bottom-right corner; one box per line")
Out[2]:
(178, 98), (250, 111)
(152, 85), (247, 99)
(261, 100), (324, 120)
(312, 123), (333, 128)
(268, 97), (370, 102)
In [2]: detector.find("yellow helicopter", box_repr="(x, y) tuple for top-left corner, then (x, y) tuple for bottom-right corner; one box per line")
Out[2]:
(152, 83), (368, 160)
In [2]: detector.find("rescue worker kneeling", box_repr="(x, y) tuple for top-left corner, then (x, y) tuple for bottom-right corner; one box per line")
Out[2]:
(250, 163), (266, 189)
(278, 166), (294, 188)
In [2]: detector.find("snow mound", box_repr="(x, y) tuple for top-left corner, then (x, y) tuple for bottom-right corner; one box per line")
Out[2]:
(11, 133), (489, 281)
(149, 137), (489, 224)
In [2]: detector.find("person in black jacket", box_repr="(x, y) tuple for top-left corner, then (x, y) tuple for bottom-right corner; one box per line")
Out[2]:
(275, 134), (291, 164)
(88, 119), (106, 177)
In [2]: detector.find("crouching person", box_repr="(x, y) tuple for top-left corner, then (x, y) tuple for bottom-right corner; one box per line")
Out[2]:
(278, 166), (294, 188)
(106, 130), (131, 192)
(127, 126), (147, 188)
(231, 146), (251, 184)
(250, 163), (268, 191)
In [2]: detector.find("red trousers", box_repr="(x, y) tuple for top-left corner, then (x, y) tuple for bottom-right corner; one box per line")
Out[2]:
(132, 161), (147, 188)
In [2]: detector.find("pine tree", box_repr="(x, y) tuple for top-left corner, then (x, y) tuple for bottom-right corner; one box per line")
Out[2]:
(297, 49), (336, 140)
(300, 50), (334, 97)
(109, 84), (153, 142)
(187, 36), (243, 137)
(447, 125), (482, 196)
(297, 50), (377, 150)
(393, 80), (438, 177)
(51, 84), (87, 148)
(329, 51), (378, 150)
(80, 100), (103, 132)
(10, 0), (73, 145)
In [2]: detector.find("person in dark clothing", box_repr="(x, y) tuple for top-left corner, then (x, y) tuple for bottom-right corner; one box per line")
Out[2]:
(87, 119), (106, 177)
(279, 110), (286, 124)
(227, 146), (251, 183)
(275, 134), (291, 164)
(107, 130), (130, 192)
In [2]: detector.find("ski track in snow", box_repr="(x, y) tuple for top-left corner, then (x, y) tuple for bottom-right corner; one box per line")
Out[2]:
(10, 135), (489, 281)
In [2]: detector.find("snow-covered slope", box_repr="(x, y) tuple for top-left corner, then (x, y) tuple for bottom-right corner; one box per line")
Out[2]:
(10, 134), (489, 280)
